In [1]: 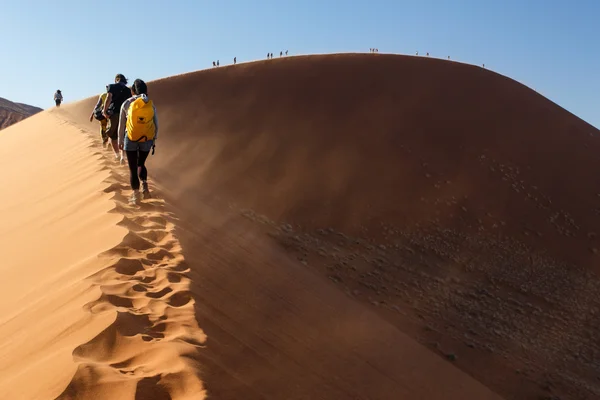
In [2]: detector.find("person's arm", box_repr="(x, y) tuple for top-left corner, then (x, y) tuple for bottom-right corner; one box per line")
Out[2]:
(117, 98), (132, 148)
(152, 104), (159, 141)
(102, 88), (113, 118)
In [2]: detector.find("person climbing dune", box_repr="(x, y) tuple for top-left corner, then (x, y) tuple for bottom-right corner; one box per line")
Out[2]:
(89, 86), (110, 147)
(53, 90), (63, 107)
(102, 74), (132, 163)
(117, 79), (159, 205)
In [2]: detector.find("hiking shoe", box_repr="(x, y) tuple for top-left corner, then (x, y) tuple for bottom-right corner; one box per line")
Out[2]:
(129, 190), (140, 205)
(120, 155), (125, 165)
(142, 181), (151, 199)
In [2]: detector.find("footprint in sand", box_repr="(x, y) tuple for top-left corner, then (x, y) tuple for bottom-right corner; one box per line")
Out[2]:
(146, 287), (173, 299)
(167, 291), (193, 308)
(114, 258), (145, 276)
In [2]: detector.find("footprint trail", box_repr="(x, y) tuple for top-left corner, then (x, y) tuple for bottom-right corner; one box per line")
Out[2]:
(56, 128), (206, 400)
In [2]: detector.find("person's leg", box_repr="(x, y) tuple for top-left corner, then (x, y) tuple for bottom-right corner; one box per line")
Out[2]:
(135, 147), (150, 198)
(137, 150), (150, 180)
(100, 119), (108, 145)
(106, 114), (120, 158)
(125, 149), (141, 204)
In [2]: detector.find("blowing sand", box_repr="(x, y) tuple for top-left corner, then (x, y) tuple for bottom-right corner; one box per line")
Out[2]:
(1, 53), (599, 399)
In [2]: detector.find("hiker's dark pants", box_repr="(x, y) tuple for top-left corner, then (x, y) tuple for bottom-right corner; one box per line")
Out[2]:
(126, 150), (150, 190)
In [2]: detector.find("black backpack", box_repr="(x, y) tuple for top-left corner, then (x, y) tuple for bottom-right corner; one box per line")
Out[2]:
(107, 83), (131, 115)
(93, 107), (105, 121)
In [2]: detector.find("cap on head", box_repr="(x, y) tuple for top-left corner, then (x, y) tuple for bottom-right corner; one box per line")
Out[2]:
(115, 74), (128, 84)
(132, 79), (148, 95)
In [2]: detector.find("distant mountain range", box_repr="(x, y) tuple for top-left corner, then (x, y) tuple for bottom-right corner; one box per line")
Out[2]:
(0, 97), (43, 130)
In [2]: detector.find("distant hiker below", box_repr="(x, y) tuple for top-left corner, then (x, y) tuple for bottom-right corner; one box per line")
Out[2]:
(117, 78), (159, 205)
(89, 85), (110, 147)
(102, 73), (132, 163)
(53, 90), (63, 107)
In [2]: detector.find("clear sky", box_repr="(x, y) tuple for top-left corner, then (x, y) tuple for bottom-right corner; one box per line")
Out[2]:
(1, 0), (598, 127)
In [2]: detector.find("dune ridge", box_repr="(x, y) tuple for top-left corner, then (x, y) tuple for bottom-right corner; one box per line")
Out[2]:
(0, 96), (42, 130)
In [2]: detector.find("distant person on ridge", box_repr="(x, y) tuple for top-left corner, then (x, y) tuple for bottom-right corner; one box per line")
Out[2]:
(212, 61), (216, 67)
(234, 57), (237, 64)
(53, 90), (63, 107)
(280, 51), (282, 57)
(117, 79), (159, 204)
(217, 60), (220, 66)
(285, 50), (288, 55)
(89, 85), (110, 147)
(102, 74), (132, 162)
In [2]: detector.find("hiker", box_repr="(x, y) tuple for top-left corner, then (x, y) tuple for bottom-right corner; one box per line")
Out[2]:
(234, 57), (237, 64)
(217, 60), (220, 67)
(117, 79), (158, 204)
(102, 74), (132, 162)
(280, 51), (282, 57)
(89, 85), (110, 146)
(212, 61), (216, 67)
(54, 90), (63, 107)
(285, 50), (288, 55)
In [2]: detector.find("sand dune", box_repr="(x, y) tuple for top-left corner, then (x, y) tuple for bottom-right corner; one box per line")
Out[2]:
(0, 97), (42, 130)
(2, 53), (599, 399)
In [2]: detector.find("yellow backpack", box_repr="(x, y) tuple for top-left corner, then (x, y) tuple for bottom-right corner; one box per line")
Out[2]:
(126, 97), (156, 142)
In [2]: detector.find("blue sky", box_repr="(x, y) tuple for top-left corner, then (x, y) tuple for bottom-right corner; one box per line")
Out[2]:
(1, 0), (598, 127)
